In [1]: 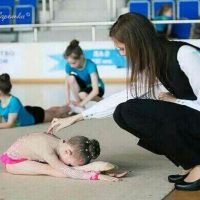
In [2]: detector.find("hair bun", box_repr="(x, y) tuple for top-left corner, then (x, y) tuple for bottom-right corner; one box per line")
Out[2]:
(88, 139), (100, 159)
(69, 39), (79, 48)
(0, 73), (10, 81)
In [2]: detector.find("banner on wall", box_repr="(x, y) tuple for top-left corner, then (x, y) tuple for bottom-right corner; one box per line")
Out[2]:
(0, 44), (24, 77)
(0, 40), (199, 79)
(0, 41), (127, 79)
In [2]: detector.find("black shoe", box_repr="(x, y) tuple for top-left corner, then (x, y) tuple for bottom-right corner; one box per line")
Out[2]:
(175, 179), (200, 191)
(168, 174), (188, 183)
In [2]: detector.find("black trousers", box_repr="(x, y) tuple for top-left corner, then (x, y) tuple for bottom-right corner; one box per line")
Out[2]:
(113, 99), (200, 170)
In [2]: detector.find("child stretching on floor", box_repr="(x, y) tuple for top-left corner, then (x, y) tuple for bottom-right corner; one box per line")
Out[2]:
(0, 73), (70, 129)
(0, 132), (127, 181)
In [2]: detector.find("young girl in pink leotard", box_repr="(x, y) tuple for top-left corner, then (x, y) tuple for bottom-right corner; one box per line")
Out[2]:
(0, 132), (125, 181)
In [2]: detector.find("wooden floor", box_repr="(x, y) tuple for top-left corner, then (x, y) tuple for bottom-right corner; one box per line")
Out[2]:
(164, 189), (200, 200)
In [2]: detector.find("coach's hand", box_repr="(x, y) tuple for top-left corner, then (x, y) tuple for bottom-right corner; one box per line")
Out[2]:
(47, 114), (84, 134)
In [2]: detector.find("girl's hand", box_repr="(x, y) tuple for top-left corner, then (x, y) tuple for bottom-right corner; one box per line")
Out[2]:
(158, 92), (177, 103)
(106, 171), (129, 178)
(98, 174), (120, 182)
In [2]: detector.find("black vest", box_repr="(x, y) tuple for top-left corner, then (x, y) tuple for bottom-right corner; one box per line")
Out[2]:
(158, 41), (200, 100)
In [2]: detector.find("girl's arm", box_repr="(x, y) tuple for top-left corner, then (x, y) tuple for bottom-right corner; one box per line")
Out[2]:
(44, 152), (119, 181)
(65, 74), (70, 106)
(78, 73), (99, 107)
(73, 161), (116, 172)
(0, 113), (17, 129)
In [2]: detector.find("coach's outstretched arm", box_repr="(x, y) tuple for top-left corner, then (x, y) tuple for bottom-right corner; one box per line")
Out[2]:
(47, 89), (131, 133)
(47, 83), (163, 134)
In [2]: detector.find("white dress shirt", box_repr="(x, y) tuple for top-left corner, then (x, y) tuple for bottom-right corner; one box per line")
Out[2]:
(176, 45), (200, 111)
(82, 45), (200, 119)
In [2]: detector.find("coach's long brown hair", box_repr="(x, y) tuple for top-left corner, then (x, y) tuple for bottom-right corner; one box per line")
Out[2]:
(110, 13), (167, 98)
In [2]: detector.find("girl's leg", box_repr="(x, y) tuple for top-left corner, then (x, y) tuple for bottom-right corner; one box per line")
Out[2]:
(44, 106), (70, 122)
(113, 99), (200, 170)
(68, 75), (81, 102)
(6, 161), (67, 177)
(93, 96), (103, 102)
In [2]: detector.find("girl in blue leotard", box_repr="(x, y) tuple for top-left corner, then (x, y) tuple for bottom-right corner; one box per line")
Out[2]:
(0, 74), (70, 129)
(64, 39), (105, 108)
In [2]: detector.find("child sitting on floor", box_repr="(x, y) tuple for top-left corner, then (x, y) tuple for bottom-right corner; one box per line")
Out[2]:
(0, 132), (127, 181)
(0, 73), (70, 129)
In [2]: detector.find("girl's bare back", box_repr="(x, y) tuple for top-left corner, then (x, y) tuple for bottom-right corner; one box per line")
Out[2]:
(6, 132), (59, 162)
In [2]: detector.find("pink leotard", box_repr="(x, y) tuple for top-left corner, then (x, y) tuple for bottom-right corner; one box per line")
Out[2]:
(0, 138), (28, 165)
(0, 153), (27, 164)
